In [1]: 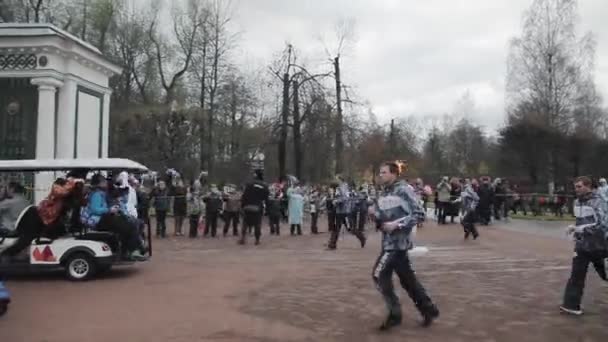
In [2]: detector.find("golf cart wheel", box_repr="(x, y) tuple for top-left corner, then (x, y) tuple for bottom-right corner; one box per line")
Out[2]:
(65, 253), (97, 281)
(0, 301), (8, 317)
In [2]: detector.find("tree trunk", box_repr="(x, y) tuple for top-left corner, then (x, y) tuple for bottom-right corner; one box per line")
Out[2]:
(33, 0), (43, 23)
(207, 30), (220, 175)
(389, 119), (396, 158)
(230, 83), (238, 157)
(334, 56), (344, 175)
(278, 72), (289, 180)
(199, 43), (207, 172)
(124, 70), (132, 104)
(292, 80), (302, 180)
(81, 2), (88, 40)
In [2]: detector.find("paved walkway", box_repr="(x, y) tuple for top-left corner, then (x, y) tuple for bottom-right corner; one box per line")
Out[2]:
(1, 219), (607, 342)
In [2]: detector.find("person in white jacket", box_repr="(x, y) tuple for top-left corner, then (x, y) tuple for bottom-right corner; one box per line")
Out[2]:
(117, 171), (138, 219)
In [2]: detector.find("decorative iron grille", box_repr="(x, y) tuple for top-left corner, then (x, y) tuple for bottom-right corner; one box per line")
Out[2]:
(0, 54), (37, 70)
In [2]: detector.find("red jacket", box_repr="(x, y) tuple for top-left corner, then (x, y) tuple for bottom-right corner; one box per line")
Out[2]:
(37, 178), (82, 226)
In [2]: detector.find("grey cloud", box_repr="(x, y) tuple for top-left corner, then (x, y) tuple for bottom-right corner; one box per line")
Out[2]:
(234, 0), (608, 132)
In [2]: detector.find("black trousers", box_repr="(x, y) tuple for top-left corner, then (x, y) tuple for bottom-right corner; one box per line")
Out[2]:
(328, 214), (365, 249)
(189, 214), (200, 238)
(349, 212), (358, 231)
(97, 214), (141, 253)
(204, 212), (219, 237)
(269, 215), (280, 235)
(241, 211), (262, 242)
(493, 201), (504, 220)
(290, 224), (302, 235)
(310, 213), (318, 234)
(155, 210), (167, 237)
(327, 212), (336, 232)
(372, 250), (437, 318)
(1, 207), (43, 257)
(477, 205), (491, 225)
(462, 211), (479, 238)
(437, 202), (448, 224)
(223, 211), (239, 236)
(563, 250), (608, 310)
(137, 208), (150, 231)
(358, 210), (367, 231)
(336, 213), (349, 231)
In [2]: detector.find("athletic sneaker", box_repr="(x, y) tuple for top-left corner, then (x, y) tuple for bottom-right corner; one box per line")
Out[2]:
(378, 314), (402, 331)
(560, 305), (583, 316)
(421, 306), (440, 327)
(130, 250), (148, 262)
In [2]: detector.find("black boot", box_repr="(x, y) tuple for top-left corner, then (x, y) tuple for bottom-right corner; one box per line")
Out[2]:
(421, 305), (440, 327)
(378, 314), (402, 331)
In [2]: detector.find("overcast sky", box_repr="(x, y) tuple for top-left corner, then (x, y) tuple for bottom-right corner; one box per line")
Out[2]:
(232, 0), (608, 132)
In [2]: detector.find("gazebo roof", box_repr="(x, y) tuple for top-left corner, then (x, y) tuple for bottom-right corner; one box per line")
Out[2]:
(0, 23), (122, 76)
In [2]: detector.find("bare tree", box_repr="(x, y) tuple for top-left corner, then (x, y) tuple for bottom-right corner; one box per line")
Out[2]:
(321, 18), (356, 175)
(112, 3), (158, 105)
(507, 0), (596, 191)
(149, 0), (204, 105)
(0, 0), (46, 23)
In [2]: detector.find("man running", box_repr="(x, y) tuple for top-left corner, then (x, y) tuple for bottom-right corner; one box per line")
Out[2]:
(460, 179), (480, 240)
(561, 176), (608, 315)
(371, 161), (439, 331)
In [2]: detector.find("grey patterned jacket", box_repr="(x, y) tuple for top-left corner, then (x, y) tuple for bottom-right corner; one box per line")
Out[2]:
(460, 185), (479, 213)
(572, 191), (608, 253)
(375, 180), (425, 251)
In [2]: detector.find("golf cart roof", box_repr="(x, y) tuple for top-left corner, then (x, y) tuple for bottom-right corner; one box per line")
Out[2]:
(0, 158), (149, 172)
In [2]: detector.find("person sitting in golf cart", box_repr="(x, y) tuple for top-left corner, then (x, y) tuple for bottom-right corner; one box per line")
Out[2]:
(0, 182), (29, 233)
(109, 173), (148, 254)
(1, 170), (87, 258)
(80, 174), (147, 261)
(38, 170), (88, 235)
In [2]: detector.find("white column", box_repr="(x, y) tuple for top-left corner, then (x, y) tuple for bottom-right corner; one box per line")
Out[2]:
(56, 78), (77, 158)
(31, 77), (64, 204)
(102, 92), (111, 158)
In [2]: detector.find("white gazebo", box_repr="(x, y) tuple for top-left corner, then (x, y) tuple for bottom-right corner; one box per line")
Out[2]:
(0, 23), (122, 201)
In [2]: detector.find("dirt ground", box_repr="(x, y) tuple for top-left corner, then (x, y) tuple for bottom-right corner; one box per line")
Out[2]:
(1, 218), (607, 342)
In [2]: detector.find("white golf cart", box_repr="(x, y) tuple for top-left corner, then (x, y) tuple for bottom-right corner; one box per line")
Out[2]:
(0, 158), (150, 281)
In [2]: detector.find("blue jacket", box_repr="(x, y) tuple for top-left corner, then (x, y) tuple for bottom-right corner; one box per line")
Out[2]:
(81, 190), (109, 227)
(375, 180), (425, 251)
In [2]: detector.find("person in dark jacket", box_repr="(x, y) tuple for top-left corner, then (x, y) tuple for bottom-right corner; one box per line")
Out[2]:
(493, 178), (505, 220)
(561, 176), (608, 316)
(447, 178), (461, 223)
(238, 170), (269, 245)
(267, 187), (282, 235)
(325, 186), (337, 233)
(477, 177), (494, 225)
(203, 185), (223, 238)
(151, 181), (169, 238)
(135, 181), (151, 235)
(172, 180), (188, 236)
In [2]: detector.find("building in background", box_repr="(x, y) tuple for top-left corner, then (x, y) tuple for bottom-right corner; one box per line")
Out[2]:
(0, 24), (122, 202)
